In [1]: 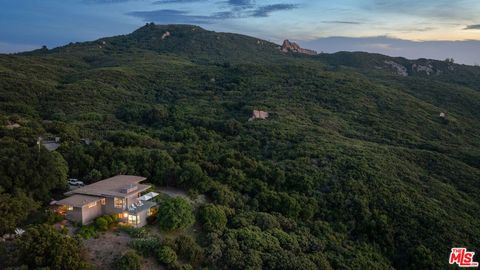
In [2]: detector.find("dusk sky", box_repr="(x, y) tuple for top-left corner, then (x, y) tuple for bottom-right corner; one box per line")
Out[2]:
(1, 0), (480, 64)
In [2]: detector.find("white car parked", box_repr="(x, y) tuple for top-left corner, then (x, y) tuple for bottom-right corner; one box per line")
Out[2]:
(68, 178), (84, 186)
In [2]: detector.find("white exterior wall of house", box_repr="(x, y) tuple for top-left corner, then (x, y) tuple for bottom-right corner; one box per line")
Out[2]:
(81, 201), (103, 224)
(66, 207), (83, 224)
(64, 202), (103, 225)
(136, 209), (149, 227)
(104, 197), (125, 215)
(119, 207), (152, 228)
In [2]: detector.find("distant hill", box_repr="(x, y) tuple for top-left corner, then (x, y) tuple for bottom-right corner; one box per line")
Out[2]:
(27, 24), (285, 64)
(301, 36), (480, 65)
(1, 23), (480, 269)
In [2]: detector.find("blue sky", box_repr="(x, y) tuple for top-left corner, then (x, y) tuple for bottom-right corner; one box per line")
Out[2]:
(1, 0), (480, 64)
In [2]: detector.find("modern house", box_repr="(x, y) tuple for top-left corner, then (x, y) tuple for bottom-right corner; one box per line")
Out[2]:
(56, 175), (158, 227)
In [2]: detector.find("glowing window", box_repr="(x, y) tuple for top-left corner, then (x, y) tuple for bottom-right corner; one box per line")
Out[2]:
(100, 198), (106, 205)
(114, 197), (125, 209)
(147, 207), (157, 217)
(128, 214), (139, 225)
(67, 205), (73, 211)
(87, 201), (97, 208)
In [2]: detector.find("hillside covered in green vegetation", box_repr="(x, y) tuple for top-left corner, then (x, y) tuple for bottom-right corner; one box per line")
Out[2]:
(1, 23), (480, 269)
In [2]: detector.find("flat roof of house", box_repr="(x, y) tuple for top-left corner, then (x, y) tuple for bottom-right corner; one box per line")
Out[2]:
(56, 194), (103, 208)
(128, 201), (157, 214)
(66, 175), (149, 198)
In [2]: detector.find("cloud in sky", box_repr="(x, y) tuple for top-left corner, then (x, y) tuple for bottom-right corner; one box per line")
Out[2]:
(128, 2), (299, 23)
(127, 9), (213, 24)
(154, 0), (202, 4)
(251, 4), (297, 17)
(320, 21), (362, 25)
(227, 0), (254, 7)
(153, 0), (254, 8)
(83, 0), (141, 3)
(464, 24), (480, 30)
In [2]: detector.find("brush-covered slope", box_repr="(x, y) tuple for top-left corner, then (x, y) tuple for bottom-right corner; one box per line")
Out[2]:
(1, 23), (480, 269)
(27, 24), (292, 65)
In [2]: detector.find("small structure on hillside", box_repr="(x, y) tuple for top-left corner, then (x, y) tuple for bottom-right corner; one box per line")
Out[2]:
(5, 122), (21, 129)
(161, 31), (171, 40)
(38, 136), (61, 152)
(439, 112), (446, 118)
(249, 110), (269, 121)
(81, 138), (92, 145)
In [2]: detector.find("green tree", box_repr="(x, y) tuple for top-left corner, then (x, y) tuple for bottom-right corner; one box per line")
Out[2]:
(178, 162), (207, 188)
(179, 264), (193, 270)
(210, 184), (236, 206)
(13, 224), (88, 270)
(157, 197), (194, 231)
(0, 139), (68, 201)
(199, 204), (227, 232)
(114, 250), (142, 270)
(175, 235), (204, 265)
(0, 192), (39, 235)
(143, 106), (169, 125)
(95, 216), (108, 231)
(150, 150), (176, 184)
(156, 245), (177, 265)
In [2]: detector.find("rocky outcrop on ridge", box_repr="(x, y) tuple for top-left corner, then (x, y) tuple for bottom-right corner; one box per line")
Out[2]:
(281, 40), (317, 55)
